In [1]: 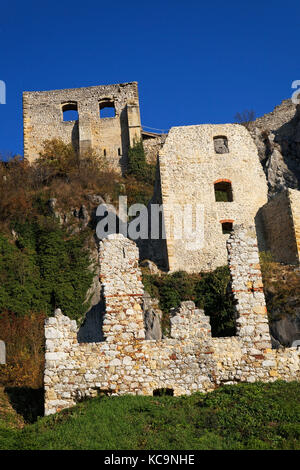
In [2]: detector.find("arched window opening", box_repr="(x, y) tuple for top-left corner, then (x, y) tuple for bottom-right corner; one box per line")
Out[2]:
(220, 220), (234, 234)
(99, 99), (116, 118)
(214, 136), (229, 154)
(62, 102), (79, 122)
(214, 180), (233, 202)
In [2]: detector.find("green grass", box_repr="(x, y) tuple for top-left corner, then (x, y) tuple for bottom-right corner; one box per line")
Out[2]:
(0, 387), (24, 449)
(1, 381), (300, 450)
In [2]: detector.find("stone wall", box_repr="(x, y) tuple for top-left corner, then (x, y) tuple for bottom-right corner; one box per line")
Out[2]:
(142, 133), (167, 164)
(261, 189), (300, 265)
(23, 82), (142, 174)
(227, 226), (271, 351)
(44, 229), (300, 416)
(157, 124), (268, 272)
(289, 189), (300, 263)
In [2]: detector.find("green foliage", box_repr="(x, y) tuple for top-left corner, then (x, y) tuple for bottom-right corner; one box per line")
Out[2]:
(215, 190), (229, 202)
(1, 381), (300, 449)
(0, 220), (94, 320)
(127, 140), (156, 184)
(142, 266), (236, 337)
(195, 266), (236, 337)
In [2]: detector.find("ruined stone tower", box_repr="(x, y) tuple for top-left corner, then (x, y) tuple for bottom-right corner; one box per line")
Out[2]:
(23, 82), (142, 173)
(156, 124), (269, 272)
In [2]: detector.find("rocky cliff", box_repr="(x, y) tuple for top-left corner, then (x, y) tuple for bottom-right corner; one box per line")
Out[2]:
(249, 100), (300, 196)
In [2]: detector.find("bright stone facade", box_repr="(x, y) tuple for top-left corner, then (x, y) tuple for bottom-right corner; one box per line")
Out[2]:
(23, 82), (142, 173)
(157, 124), (269, 272)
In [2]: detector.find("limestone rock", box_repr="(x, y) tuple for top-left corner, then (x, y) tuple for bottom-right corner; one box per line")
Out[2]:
(143, 292), (162, 340)
(249, 100), (300, 196)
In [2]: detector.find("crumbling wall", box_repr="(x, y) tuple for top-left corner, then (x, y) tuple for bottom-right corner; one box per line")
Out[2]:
(227, 226), (271, 351)
(157, 124), (268, 272)
(44, 229), (300, 416)
(261, 189), (300, 265)
(23, 82), (141, 174)
(143, 134), (167, 164)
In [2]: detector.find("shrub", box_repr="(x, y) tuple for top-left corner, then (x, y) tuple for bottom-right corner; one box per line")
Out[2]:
(127, 140), (156, 185)
(0, 311), (45, 388)
(195, 266), (236, 337)
(142, 266), (236, 337)
(234, 110), (256, 129)
(0, 221), (94, 320)
(259, 252), (300, 323)
(36, 138), (108, 184)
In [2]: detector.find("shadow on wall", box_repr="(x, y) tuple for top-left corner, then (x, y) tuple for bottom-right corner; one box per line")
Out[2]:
(77, 300), (105, 343)
(120, 107), (130, 175)
(254, 207), (268, 253)
(270, 315), (300, 348)
(5, 387), (44, 424)
(136, 159), (169, 272)
(71, 120), (79, 153)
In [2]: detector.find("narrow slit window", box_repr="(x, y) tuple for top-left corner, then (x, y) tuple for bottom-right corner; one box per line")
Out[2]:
(214, 180), (233, 202)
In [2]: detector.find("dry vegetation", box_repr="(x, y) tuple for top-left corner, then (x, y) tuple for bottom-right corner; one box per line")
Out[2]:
(260, 252), (300, 322)
(0, 138), (156, 398)
(0, 312), (45, 389)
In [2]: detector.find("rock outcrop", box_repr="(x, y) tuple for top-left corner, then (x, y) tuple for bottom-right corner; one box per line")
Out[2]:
(249, 100), (300, 196)
(143, 292), (162, 340)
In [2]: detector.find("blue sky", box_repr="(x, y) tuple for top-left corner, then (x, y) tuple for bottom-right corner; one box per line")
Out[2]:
(0, 0), (299, 156)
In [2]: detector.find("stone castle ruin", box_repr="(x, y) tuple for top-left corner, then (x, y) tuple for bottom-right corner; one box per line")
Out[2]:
(45, 229), (300, 415)
(21, 81), (300, 414)
(151, 124), (268, 272)
(23, 82), (143, 173)
(23, 82), (300, 272)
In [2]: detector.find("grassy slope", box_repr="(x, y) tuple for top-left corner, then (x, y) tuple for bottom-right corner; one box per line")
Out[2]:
(0, 387), (24, 449)
(1, 381), (300, 450)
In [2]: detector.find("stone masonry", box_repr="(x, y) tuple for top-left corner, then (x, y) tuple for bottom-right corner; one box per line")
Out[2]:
(21, 83), (300, 275)
(261, 188), (300, 265)
(156, 124), (268, 272)
(23, 82), (142, 173)
(44, 228), (300, 416)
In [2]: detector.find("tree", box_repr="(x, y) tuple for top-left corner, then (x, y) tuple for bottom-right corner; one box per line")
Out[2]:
(0, 221), (94, 320)
(234, 110), (256, 130)
(127, 140), (155, 184)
